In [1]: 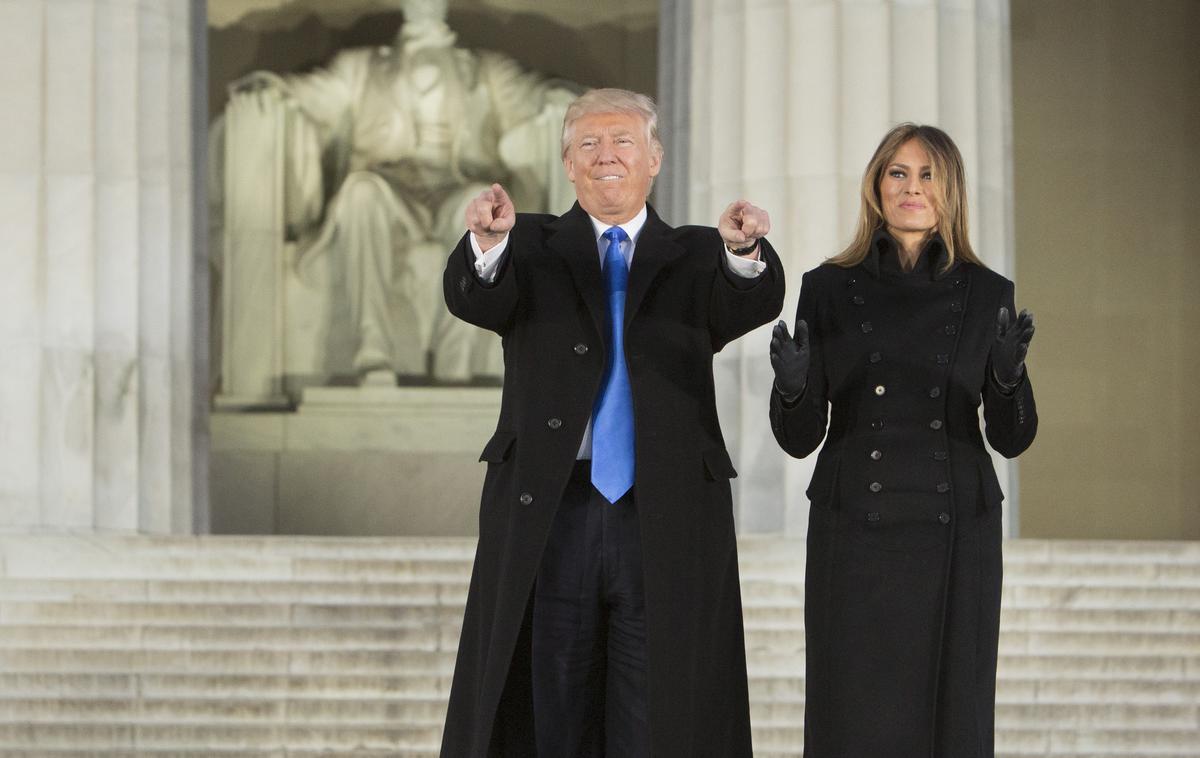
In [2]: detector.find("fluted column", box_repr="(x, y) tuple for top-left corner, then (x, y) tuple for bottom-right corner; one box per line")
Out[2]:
(0, 0), (203, 534)
(685, 0), (1015, 535)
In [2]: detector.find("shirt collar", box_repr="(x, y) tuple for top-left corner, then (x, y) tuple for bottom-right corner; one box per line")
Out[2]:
(865, 227), (956, 280)
(587, 205), (648, 246)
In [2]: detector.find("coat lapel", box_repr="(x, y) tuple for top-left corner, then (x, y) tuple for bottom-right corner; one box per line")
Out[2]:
(624, 205), (685, 328)
(547, 203), (686, 335)
(547, 203), (607, 340)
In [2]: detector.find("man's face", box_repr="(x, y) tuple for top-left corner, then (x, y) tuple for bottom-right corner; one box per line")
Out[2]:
(563, 111), (662, 225)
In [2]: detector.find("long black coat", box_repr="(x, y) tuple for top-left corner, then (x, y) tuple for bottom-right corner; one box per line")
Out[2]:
(441, 203), (785, 757)
(770, 232), (1037, 758)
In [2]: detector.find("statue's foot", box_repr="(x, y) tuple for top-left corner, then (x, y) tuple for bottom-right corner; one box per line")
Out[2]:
(361, 368), (398, 387)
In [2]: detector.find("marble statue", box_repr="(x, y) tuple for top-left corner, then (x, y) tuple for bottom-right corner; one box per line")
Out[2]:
(210, 0), (577, 398)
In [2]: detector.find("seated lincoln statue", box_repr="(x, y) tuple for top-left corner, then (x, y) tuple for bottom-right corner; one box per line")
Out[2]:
(210, 0), (576, 393)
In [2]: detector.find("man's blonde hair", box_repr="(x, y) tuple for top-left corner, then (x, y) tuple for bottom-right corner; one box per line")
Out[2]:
(560, 88), (663, 159)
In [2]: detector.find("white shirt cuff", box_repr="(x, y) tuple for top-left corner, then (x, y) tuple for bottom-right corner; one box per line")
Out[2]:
(723, 245), (767, 278)
(470, 232), (510, 284)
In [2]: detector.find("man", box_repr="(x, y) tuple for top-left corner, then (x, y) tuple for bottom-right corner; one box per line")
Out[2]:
(441, 88), (784, 757)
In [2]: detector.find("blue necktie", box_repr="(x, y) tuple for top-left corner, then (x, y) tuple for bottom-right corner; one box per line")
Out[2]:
(591, 227), (635, 503)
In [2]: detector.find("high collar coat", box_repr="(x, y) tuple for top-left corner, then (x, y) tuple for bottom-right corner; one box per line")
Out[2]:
(770, 232), (1037, 758)
(440, 203), (785, 757)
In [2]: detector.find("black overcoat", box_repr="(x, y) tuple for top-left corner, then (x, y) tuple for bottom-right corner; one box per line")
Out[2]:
(770, 232), (1037, 758)
(441, 203), (785, 757)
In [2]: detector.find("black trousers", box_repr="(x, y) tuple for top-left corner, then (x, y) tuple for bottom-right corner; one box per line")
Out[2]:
(532, 461), (649, 757)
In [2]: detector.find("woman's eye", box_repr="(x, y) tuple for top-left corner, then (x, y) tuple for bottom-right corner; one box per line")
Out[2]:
(922, 172), (932, 180)
(890, 170), (905, 179)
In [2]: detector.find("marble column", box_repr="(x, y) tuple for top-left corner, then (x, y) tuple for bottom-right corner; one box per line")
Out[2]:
(0, 0), (204, 534)
(682, 0), (1016, 535)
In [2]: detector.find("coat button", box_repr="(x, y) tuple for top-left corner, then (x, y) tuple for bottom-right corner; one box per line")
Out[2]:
(936, 482), (951, 493)
(874, 385), (886, 396)
(933, 451), (948, 461)
(929, 387), (941, 398)
(936, 354), (950, 365)
(852, 295), (865, 305)
(954, 278), (966, 288)
(871, 419), (885, 431)
(866, 512), (881, 523)
(938, 512), (951, 524)
(944, 324), (957, 335)
(847, 277), (857, 287)
(861, 321), (873, 334)
(869, 482), (883, 493)
(929, 419), (943, 430)
(869, 352), (882, 364)
(573, 343), (589, 355)
(547, 418), (562, 430)
(870, 449), (882, 461)
(519, 492), (533, 505)
(950, 302), (963, 313)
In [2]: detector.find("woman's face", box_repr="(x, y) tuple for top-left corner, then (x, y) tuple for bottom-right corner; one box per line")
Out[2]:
(879, 138), (939, 237)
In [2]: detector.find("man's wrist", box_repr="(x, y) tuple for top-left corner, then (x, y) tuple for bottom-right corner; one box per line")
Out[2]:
(726, 240), (759, 256)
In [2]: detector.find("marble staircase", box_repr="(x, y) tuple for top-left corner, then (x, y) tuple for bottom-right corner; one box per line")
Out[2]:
(0, 535), (1196, 756)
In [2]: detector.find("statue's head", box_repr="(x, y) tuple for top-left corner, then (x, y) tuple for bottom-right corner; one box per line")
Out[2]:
(394, 0), (454, 49)
(400, 0), (448, 24)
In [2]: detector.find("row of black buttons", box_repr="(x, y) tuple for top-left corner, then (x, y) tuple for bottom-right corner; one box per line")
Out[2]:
(866, 511), (952, 525)
(868, 481), (951, 494)
(869, 385), (942, 398)
(517, 341), (594, 507)
(868, 418), (943, 431)
(867, 449), (948, 462)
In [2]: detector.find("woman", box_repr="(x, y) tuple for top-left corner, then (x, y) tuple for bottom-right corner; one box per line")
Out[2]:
(769, 124), (1036, 757)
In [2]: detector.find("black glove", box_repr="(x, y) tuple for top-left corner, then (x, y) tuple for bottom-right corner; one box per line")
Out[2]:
(770, 319), (809, 400)
(991, 307), (1035, 387)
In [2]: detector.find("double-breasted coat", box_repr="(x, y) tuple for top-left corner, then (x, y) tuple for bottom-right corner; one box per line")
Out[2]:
(441, 203), (785, 757)
(770, 232), (1037, 758)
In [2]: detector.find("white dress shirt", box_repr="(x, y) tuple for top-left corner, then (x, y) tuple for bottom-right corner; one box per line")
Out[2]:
(468, 204), (767, 458)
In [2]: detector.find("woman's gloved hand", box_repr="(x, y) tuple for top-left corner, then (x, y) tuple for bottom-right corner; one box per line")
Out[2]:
(991, 307), (1035, 388)
(770, 319), (810, 401)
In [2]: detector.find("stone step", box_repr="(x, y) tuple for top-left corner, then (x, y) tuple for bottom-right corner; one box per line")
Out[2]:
(749, 653), (1200, 679)
(735, 537), (1200, 565)
(746, 701), (1200, 729)
(746, 675), (1200, 703)
(0, 624), (457, 652)
(0, 697), (448, 725)
(0, 649), (457, 676)
(739, 583), (1200, 609)
(744, 628), (1200, 656)
(0, 723), (443, 751)
(0, 672), (454, 699)
(749, 725), (1200, 753)
(0, 601), (459, 626)
(0, 578), (473, 603)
